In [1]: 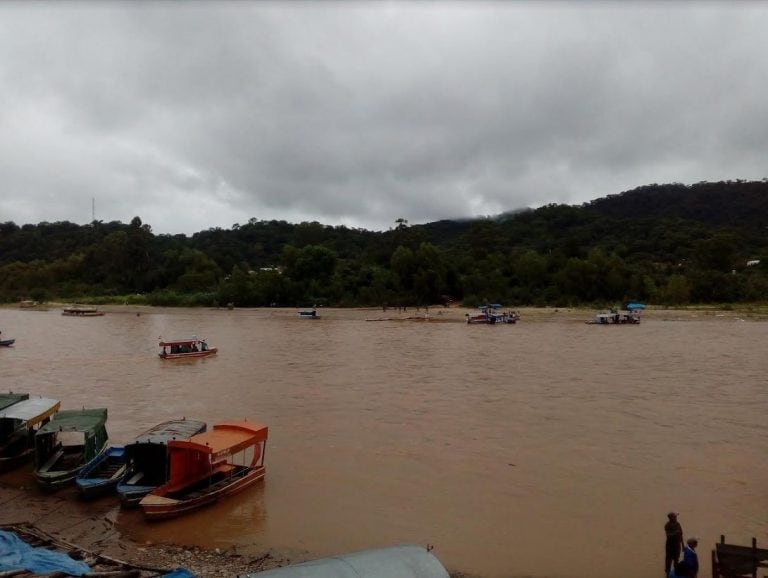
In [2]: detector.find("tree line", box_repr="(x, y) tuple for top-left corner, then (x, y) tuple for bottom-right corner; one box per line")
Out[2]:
(1, 181), (767, 308)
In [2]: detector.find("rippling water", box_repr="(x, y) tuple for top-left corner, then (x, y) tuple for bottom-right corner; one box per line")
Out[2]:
(1, 306), (766, 578)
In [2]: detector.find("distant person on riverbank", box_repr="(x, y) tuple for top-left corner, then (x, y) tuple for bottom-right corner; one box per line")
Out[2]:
(665, 512), (684, 574)
(683, 537), (699, 577)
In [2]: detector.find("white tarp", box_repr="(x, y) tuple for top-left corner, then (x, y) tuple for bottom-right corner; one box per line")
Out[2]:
(240, 545), (449, 578)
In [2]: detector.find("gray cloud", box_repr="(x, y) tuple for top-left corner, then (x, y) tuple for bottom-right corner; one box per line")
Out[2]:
(1, 1), (767, 234)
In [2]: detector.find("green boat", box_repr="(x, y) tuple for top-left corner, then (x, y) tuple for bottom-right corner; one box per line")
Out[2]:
(34, 408), (109, 490)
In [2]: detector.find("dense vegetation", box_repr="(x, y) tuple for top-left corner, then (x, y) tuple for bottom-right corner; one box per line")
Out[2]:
(1, 180), (767, 308)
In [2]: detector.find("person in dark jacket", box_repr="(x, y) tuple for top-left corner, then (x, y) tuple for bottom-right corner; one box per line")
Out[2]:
(665, 512), (684, 574)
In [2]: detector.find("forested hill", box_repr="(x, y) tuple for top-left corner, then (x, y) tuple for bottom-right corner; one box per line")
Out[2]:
(583, 180), (768, 229)
(1, 180), (767, 307)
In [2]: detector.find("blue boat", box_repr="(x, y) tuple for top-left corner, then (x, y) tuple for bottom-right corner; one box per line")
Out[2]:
(117, 418), (207, 507)
(75, 445), (127, 498)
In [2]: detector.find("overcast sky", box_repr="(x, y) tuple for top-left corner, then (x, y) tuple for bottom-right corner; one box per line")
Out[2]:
(0, 1), (766, 235)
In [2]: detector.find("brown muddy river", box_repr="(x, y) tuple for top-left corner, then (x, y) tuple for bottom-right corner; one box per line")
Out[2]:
(1, 305), (766, 578)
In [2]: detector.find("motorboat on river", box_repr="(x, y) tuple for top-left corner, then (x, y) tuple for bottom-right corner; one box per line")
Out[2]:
(298, 309), (319, 319)
(466, 304), (520, 325)
(62, 306), (104, 317)
(159, 337), (217, 359)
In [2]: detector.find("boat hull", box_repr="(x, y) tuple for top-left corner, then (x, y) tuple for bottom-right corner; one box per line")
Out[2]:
(0, 448), (33, 473)
(0, 339), (15, 347)
(140, 465), (265, 520)
(76, 446), (127, 498)
(159, 348), (218, 360)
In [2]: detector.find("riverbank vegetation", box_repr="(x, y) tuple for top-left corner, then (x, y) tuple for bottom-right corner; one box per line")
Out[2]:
(2, 180), (767, 308)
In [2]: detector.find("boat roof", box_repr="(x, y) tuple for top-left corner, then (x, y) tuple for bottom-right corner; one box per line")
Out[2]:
(128, 419), (207, 445)
(0, 393), (29, 411)
(169, 421), (268, 459)
(38, 408), (108, 434)
(0, 397), (60, 426)
(159, 338), (206, 346)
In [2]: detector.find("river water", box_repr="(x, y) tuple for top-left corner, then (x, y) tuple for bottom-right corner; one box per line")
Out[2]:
(1, 306), (766, 578)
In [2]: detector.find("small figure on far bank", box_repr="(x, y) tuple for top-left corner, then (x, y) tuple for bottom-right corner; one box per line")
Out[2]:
(665, 512), (684, 575)
(683, 537), (699, 578)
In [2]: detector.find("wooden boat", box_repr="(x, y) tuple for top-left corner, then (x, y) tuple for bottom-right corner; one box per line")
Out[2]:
(0, 338), (15, 347)
(466, 304), (519, 325)
(0, 396), (60, 472)
(117, 418), (207, 507)
(62, 306), (105, 317)
(587, 308), (641, 325)
(298, 309), (319, 319)
(34, 408), (109, 490)
(140, 420), (268, 520)
(75, 445), (126, 498)
(159, 337), (217, 359)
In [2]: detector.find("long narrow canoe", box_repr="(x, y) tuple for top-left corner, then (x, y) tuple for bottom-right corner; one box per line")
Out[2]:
(76, 446), (127, 498)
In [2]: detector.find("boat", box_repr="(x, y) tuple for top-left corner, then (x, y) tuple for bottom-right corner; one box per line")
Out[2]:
(75, 445), (127, 498)
(158, 337), (217, 359)
(33, 408), (109, 490)
(0, 396), (60, 472)
(0, 338), (16, 347)
(0, 392), (29, 411)
(117, 418), (207, 507)
(587, 308), (641, 325)
(298, 309), (319, 319)
(62, 306), (105, 317)
(139, 420), (268, 520)
(466, 304), (520, 324)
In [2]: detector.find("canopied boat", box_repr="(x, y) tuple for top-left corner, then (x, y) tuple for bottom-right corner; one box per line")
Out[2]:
(159, 338), (217, 359)
(34, 408), (109, 490)
(62, 306), (105, 317)
(0, 393), (28, 411)
(466, 304), (520, 325)
(587, 308), (641, 325)
(140, 420), (268, 520)
(117, 418), (207, 507)
(0, 396), (60, 472)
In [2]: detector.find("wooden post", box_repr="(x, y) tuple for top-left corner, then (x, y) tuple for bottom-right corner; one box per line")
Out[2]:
(752, 537), (757, 578)
(712, 548), (718, 578)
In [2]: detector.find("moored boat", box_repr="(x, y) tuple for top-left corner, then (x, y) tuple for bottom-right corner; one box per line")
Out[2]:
(159, 337), (217, 359)
(587, 308), (641, 325)
(139, 420), (268, 520)
(62, 306), (105, 317)
(0, 339), (16, 347)
(117, 418), (207, 507)
(0, 396), (60, 472)
(466, 304), (519, 325)
(0, 393), (29, 411)
(75, 446), (127, 498)
(34, 408), (109, 490)
(298, 309), (319, 319)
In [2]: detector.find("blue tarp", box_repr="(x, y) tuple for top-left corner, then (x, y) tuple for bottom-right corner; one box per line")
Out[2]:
(626, 303), (646, 310)
(0, 530), (91, 575)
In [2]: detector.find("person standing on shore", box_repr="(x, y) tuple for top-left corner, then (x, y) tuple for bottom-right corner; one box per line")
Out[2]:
(665, 512), (684, 574)
(683, 537), (699, 578)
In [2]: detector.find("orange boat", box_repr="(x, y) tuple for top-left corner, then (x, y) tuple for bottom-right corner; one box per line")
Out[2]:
(158, 337), (217, 359)
(139, 420), (268, 520)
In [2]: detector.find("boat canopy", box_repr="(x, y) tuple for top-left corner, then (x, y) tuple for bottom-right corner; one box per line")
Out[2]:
(245, 545), (450, 578)
(159, 338), (205, 347)
(37, 408), (108, 435)
(128, 419), (207, 446)
(0, 398), (60, 427)
(625, 303), (646, 310)
(169, 421), (268, 459)
(0, 394), (29, 411)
